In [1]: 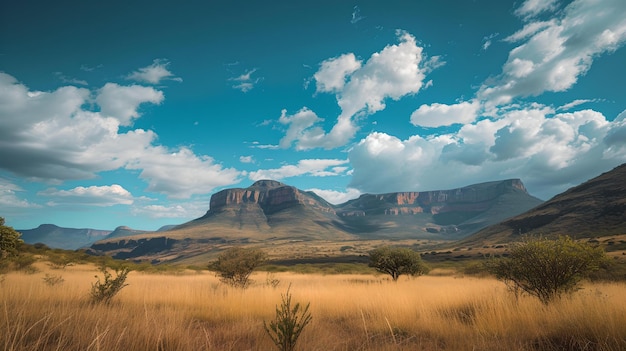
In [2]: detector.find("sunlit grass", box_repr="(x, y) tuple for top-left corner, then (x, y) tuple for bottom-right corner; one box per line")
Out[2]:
(2, 262), (626, 350)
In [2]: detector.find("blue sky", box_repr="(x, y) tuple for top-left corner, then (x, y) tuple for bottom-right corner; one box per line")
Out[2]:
(1, 0), (625, 231)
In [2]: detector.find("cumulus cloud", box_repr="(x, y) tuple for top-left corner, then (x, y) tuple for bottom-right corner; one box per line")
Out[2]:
(96, 83), (164, 126)
(126, 147), (241, 199)
(478, 0), (626, 108)
(349, 106), (625, 200)
(248, 159), (349, 181)
(280, 30), (438, 150)
(39, 184), (134, 206)
(126, 59), (182, 84)
(307, 187), (361, 205)
(314, 53), (361, 93)
(0, 72), (241, 198)
(410, 100), (480, 127)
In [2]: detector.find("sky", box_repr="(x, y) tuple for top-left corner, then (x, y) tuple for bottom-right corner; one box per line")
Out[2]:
(1, 0), (626, 231)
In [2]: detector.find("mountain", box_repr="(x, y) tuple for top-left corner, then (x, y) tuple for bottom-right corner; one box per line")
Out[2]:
(18, 224), (111, 250)
(87, 179), (542, 262)
(105, 226), (152, 240)
(461, 163), (626, 246)
(334, 179), (542, 238)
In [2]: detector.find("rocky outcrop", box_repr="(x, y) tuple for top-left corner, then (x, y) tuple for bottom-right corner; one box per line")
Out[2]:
(204, 180), (336, 217)
(336, 179), (530, 218)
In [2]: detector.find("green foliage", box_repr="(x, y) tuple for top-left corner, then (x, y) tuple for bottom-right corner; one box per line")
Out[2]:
(0, 217), (23, 258)
(264, 286), (312, 351)
(90, 265), (131, 304)
(486, 236), (609, 304)
(368, 246), (428, 281)
(47, 254), (74, 270)
(210, 247), (267, 288)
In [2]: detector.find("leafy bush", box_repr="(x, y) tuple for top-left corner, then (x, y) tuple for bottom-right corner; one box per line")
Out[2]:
(90, 265), (131, 304)
(210, 247), (267, 288)
(264, 286), (312, 351)
(369, 246), (428, 281)
(0, 217), (22, 258)
(486, 236), (609, 304)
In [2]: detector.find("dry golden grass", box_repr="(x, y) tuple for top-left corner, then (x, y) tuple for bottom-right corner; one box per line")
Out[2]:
(2, 262), (626, 351)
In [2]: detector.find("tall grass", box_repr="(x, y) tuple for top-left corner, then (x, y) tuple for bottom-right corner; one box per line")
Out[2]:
(2, 262), (626, 350)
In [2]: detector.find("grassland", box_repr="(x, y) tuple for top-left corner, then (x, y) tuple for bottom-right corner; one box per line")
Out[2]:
(2, 261), (626, 351)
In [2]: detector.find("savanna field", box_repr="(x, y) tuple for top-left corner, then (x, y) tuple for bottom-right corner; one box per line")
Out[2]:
(3, 261), (626, 351)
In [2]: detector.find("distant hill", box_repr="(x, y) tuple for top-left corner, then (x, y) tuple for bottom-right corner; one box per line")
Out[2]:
(18, 224), (111, 250)
(461, 163), (626, 246)
(88, 179), (542, 262)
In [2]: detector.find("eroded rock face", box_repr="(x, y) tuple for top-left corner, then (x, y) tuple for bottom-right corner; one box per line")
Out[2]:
(206, 180), (335, 217)
(337, 179), (529, 217)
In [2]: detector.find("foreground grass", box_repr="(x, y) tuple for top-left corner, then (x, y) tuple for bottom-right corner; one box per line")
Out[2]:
(2, 263), (626, 351)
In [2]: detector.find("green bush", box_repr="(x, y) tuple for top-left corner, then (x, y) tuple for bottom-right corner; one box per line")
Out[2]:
(369, 246), (428, 281)
(486, 236), (609, 304)
(210, 247), (267, 288)
(90, 265), (131, 304)
(264, 286), (312, 351)
(0, 217), (22, 258)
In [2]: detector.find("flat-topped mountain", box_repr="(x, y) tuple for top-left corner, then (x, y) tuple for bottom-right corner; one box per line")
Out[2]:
(462, 163), (626, 246)
(335, 179), (540, 237)
(88, 178), (542, 261)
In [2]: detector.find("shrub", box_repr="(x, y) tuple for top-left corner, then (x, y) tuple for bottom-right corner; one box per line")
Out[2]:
(486, 236), (609, 304)
(369, 246), (428, 281)
(264, 286), (312, 351)
(90, 265), (131, 304)
(210, 247), (267, 288)
(42, 273), (65, 286)
(0, 217), (22, 258)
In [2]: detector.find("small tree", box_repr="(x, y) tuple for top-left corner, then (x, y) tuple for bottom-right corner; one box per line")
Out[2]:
(369, 246), (428, 281)
(486, 236), (609, 304)
(0, 217), (22, 258)
(90, 265), (131, 304)
(210, 247), (267, 288)
(264, 286), (312, 351)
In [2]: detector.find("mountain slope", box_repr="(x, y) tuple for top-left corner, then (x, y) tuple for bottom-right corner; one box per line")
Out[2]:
(18, 224), (111, 250)
(87, 178), (542, 262)
(461, 163), (626, 246)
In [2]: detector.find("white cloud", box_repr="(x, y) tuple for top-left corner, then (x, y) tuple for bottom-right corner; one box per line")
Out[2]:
(0, 179), (40, 208)
(479, 0), (626, 108)
(514, 0), (559, 21)
(229, 68), (262, 92)
(54, 72), (88, 86)
(239, 155), (254, 163)
(557, 99), (593, 111)
(314, 53), (361, 93)
(307, 187), (361, 205)
(0, 72), (242, 198)
(281, 30), (438, 150)
(39, 184), (134, 206)
(348, 106), (625, 200)
(96, 83), (164, 126)
(126, 59), (182, 84)
(410, 100), (480, 127)
(126, 147), (241, 199)
(131, 200), (209, 219)
(351, 5), (365, 24)
(248, 159), (348, 181)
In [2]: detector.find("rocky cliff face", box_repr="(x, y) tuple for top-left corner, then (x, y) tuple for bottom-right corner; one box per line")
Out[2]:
(336, 179), (529, 217)
(205, 180), (335, 217)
